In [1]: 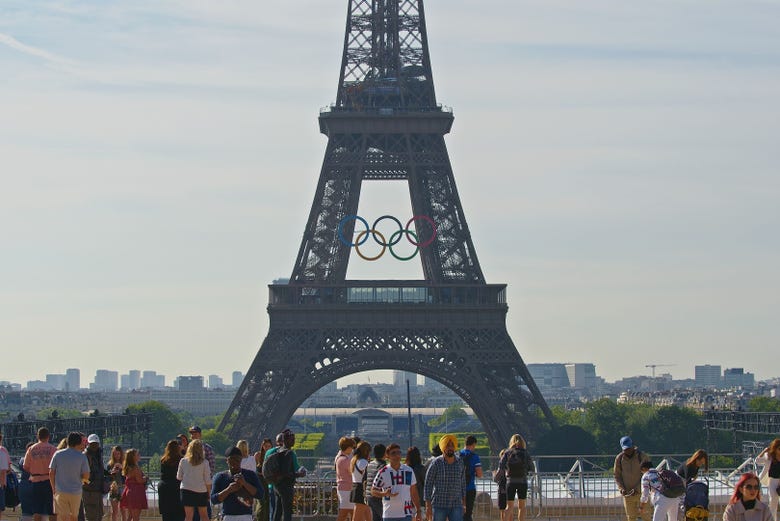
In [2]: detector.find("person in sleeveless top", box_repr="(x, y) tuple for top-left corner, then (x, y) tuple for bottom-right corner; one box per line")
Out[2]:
(119, 449), (148, 521)
(757, 439), (780, 521)
(351, 441), (372, 521)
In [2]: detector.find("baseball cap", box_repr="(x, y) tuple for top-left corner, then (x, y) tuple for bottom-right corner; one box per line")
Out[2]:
(188, 425), (202, 433)
(87, 434), (100, 444)
(620, 436), (634, 450)
(225, 446), (242, 458)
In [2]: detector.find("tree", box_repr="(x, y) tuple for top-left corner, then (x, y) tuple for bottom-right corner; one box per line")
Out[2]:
(749, 396), (780, 412)
(428, 403), (467, 428)
(126, 401), (185, 454)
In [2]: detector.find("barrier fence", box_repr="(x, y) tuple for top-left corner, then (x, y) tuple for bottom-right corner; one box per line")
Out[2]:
(4, 454), (768, 521)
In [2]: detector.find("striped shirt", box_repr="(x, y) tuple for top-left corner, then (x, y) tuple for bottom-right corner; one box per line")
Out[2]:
(423, 456), (465, 509)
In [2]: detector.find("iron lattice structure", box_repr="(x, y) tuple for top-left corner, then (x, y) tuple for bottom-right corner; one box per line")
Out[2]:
(221, 0), (555, 453)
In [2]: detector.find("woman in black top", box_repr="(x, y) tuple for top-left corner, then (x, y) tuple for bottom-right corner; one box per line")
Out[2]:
(405, 446), (426, 509)
(677, 449), (708, 484)
(158, 439), (185, 521)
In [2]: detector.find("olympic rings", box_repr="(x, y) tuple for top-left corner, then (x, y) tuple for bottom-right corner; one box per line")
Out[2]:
(337, 214), (437, 261)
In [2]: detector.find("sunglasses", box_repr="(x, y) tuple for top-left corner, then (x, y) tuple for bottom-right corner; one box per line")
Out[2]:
(388, 450), (401, 455)
(743, 484), (761, 491)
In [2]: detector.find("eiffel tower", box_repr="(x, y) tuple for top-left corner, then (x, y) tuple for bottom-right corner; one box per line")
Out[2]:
(220, 0), (555, 452)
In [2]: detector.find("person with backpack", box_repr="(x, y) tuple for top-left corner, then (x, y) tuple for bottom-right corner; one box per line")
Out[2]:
(497, 434), (534, 521)
(458, 436), (482, 521)
(614, 436), (650, 521)
(639, 461), (680, 521)
(264, 429), (305, 521)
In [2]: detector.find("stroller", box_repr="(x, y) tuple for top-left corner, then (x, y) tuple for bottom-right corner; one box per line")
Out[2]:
(683, 478), (709, 521)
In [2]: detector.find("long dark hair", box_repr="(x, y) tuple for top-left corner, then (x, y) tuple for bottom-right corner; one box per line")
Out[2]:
(685, 449), (708, 471)
(161, 439), (183, 466)
(405, 446), (422, 467)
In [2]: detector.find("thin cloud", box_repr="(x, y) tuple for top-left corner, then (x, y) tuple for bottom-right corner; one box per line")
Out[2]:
(0, 32), (74, 66)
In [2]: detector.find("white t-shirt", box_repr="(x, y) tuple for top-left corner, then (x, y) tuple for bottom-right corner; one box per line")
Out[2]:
(177, 458), (211, 493)
(372, 463), (417, 518)
(352, 458), (368, 483)
(240, 456), (256, 472)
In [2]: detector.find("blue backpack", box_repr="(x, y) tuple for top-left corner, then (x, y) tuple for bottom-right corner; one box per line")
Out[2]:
(684, 479), (709, 518)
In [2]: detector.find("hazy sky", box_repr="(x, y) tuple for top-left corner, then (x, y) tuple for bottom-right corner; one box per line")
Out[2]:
(1, 1), (779, 388)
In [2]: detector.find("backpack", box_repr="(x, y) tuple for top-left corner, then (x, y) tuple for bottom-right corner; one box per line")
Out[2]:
(262, 448), (293, 485)
(658, 469), (686, 498)
(505, 448), (528, 479)
(461, 451), (474, 483)
(5, 470), (20, 509)
(683, 479), (709, 515)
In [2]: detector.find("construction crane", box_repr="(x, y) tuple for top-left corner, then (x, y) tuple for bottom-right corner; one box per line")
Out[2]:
(645, 364), (675, 378)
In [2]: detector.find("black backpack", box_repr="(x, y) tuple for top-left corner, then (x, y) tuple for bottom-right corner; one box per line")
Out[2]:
(5, 470), (20, 509)
(505, 448), (528, 479)
(658, 469), (686, 498)
(461, 452), (474, 483)
(262, 448), (293, 485)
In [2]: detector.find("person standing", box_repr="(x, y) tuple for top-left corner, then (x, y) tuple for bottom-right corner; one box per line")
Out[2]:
(177, 440), (211, 521)
(106, 446), (127, 521)
(25, 427), (58, 521)
(272, 430), (305, 521)
(757, 439), (780, 521)
(0, 432), (9, 521)
(458, 436), (482, 521)
(351, 442), (372, 521)
(614, 436), (650, 521)
(405, 447), (426, 518)
(723, 473), (773, 521)
(211, 447), (262, 521)
(49, 432), (90, 521)
(424, 435), (465, 521)
(158, 440), (184, 521)
(497, 434), (533, 521)
(493, 450), (507, 521)
(119, 449), (147, 521)
(336, 437), (357, 521)
(638, 461), (678, 521)
(370, 443), (421, 521)
(254, 438), (273, 521)
(82, 434), (106, 521)
(365, 444), (387, 521)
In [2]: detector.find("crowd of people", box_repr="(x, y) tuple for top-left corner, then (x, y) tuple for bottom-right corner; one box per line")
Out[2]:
(3, 429), (780, 521)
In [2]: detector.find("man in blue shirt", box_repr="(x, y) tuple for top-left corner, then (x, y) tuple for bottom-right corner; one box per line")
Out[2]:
(49, 433), (89, 521)
(212, 446), (262, 521)
(458, 436), (483, 521)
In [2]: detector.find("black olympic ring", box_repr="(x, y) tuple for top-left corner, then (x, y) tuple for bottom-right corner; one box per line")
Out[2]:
(337, 214), (437, 261)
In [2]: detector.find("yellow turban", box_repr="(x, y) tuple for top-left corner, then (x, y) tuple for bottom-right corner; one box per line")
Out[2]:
(438, 434), (458, 453)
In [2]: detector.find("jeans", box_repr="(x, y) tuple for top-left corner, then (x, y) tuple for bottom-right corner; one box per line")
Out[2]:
(273, 484), (294, 521)
(433, 505), (464, 521)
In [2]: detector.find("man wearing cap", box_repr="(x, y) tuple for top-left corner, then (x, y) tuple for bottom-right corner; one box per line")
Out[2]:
(424, 435), (466, 521)
(211, 447), (262, 521)
(189, 427), (216, 475)
(81, 434), (106, 521)
(614, 436), (650, 521)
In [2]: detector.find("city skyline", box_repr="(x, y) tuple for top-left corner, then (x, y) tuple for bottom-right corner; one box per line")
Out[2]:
(1, 1), (778, 385)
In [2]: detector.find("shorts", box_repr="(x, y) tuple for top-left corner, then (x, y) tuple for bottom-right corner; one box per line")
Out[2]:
(32, 481), (55, 515)
(54, 491), (83, 517)
(181, 489), (209, 507)
(349, 482), (365, 505)
(497, 492), (507, 510)
(506, 482), (528, 501)
(337, 489), (355, 510)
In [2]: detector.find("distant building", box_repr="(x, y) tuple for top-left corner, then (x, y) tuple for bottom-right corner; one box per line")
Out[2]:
(65, 368), (80, 392)
(231, 371), (243, 388)
(724, 368), (755, 389)
(141, 371), (165, 389)
(528, 364), (570, 390)
(45, 374), (66, 391)
(91, 370), (119, 391)
(565, 363), (598, 392)
(208, 375), (224, 389)
(393, 370), (417, 390)
(27, 380), (49, 391)
(176, 376), (204, 391)
(695, 365), (722, 388)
